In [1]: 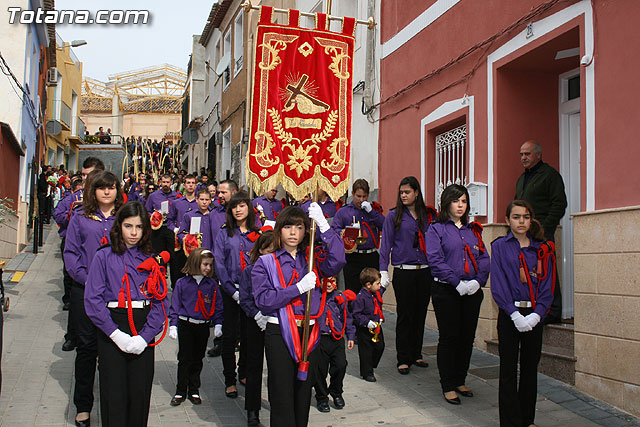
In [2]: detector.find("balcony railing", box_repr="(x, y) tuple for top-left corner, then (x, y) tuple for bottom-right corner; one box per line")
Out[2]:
(76, 118), (85, 141)
(60, 101), (71, 129)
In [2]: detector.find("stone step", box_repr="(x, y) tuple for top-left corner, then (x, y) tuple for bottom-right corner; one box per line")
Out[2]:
(485, 338), (576, 385)
(543, 322), (575, 350)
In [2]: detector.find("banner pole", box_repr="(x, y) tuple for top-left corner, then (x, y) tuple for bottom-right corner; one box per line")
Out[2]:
(301, 186), (318, 369)
(240, 0), (376, 29)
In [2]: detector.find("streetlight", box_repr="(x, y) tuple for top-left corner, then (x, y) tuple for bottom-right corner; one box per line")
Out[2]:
(56, 40), (87, 50)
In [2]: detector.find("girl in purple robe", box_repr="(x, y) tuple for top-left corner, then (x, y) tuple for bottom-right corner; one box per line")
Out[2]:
(84, 202), (167, 427)
(213, 191), (260, 398)
(64, 170), (124, 427)
(169, 248), (224, 407)
(491, 200), (555, 427)
(251, 205), (346, 427)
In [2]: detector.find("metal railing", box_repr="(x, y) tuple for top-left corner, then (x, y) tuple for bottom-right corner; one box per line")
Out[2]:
(76, 118), (85, 141)
(60, 101), (71, 128)
(435, 124), (467, 208)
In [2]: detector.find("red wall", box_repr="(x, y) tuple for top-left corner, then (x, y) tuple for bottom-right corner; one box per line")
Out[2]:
(0, 129), (21, 209)
(378, 0), (640, 217)
(494, 69), (559, 217)
(592, 0), (640, 209)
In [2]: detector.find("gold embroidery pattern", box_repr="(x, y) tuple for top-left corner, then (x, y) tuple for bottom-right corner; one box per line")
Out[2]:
(247, 26), (354, 202)
(298, 42), (314, 57)
(258, 36), (299, 71)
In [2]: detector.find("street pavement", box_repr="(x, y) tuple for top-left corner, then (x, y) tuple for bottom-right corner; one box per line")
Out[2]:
(0, 224), (638, 426)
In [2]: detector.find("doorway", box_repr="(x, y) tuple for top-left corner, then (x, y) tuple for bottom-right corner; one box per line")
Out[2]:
(559, 68), (580, 319)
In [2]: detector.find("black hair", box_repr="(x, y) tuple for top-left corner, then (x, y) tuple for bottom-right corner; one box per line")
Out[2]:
(82, 157), (105, 170)
(393, 176), (428, 231)
(110, 202), (153, 255)
(505, 200), (545, 241)
(438, 184), (471, 224)
(225, 191), (259, 237)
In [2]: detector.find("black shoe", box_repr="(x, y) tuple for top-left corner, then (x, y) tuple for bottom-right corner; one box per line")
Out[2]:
(363, 375), (376, 382)
(63, 302), (71, 311)
(170, 395), (186, 406)
(247, 410), (260, 426)
(188, 394), (202, 405)
(397, 366), (410, 375)
(207, 344), (222, 357)
(62, 339), (76, 352)
(333, 395), (345, 409)
(317, 401), (330, 412)
(74, 418), (90, 427)
(455, 387), (474, 397)
(443, 392), (461, 405)
(225, 386), (238, 398)
(414, 360), (429, 368)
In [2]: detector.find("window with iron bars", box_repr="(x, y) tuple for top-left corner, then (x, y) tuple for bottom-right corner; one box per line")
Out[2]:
(435, 124), (467, 208)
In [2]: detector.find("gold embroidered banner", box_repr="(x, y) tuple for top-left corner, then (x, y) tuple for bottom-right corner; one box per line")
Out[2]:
(246, 6), (356, 202)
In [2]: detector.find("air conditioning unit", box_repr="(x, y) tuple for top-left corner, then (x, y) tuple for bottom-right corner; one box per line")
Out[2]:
(47, 67), (58, 86)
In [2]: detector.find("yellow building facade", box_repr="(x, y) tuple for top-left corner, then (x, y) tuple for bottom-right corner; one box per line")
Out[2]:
(45, 34), (85, 172)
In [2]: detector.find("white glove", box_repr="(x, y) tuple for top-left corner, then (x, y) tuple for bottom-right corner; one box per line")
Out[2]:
(296, 271), (317, 294)
(169, 325), (178, 340)
(308, 202), (330, 233)
(126, 335), (148, 355)
(173, 227), (179, 233)
(367, 320), (378, 329)
(109, 329), (132, 353)
(254, 311), (268, 331)
(524, 313), (541, 329)
(511, 311), (532, 332)
(456, 281), (470, 296)
(380, 271), (390, 288)
(466, 280), (480, 295)
(214, 324), (223, 338)
(232, 291), (240, 303)
(361, 201), (372, 213)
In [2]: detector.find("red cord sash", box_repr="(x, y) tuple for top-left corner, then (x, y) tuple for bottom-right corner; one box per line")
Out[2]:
(194, 287), (217, 319)
(361, 221), (380, 249)
(464, 245), (478, 274)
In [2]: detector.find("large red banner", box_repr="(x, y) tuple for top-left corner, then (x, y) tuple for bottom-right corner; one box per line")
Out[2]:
(246, 6), (355, 202)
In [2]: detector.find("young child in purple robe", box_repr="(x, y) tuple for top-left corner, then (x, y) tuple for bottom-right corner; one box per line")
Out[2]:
(168, 248), (224, 407)
(352, 267), (387, 382)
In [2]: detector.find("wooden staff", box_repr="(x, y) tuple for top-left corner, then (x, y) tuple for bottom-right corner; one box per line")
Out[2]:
(301, 187), (318, 368)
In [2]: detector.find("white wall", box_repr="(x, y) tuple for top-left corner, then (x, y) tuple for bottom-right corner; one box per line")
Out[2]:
(0, 1), (29, 142)
(202, 26), (223, 178)
(294, 0), (381, 194)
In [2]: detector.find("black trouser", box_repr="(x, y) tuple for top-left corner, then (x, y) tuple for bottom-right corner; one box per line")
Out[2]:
(431, 281), (483, 393)
(343, 252), (379, 294)
(176, 319), (210, 396)
(313, 334), (347, 402)
(70, 282), (97, 413)
(245, 314), (265, 412)
(97, 307), (154, 427)
(264, 323), (318, 427)
(221, 291), (247, 387)
(356, 326), (384, 377)
(37, 193), (47, 222)
(170, 249), (186, 289)
(391, 268), (432, 366)
(60, 237), (73, 305)
(497, 308), (543, 427)
(61, 238), (76, 343)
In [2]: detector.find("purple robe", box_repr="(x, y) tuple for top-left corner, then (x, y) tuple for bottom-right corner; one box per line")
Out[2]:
(425, 220), (490, 287)
(169, 275), (224, 326)
(84, 245), (166, 343)
(64, 209), (115, 284)
(490, 232), (554, 319)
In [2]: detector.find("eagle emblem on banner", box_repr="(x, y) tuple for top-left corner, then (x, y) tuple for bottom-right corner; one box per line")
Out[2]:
(246, 6), (356, 201)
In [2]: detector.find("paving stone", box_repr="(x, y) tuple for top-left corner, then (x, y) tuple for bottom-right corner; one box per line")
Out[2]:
(1, 225), (638, 426)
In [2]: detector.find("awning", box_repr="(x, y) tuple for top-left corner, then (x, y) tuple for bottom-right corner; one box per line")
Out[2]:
(0, 122), (25, 156)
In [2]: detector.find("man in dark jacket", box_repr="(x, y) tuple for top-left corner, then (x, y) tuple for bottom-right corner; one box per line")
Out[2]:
(515, 140), (567, 323)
